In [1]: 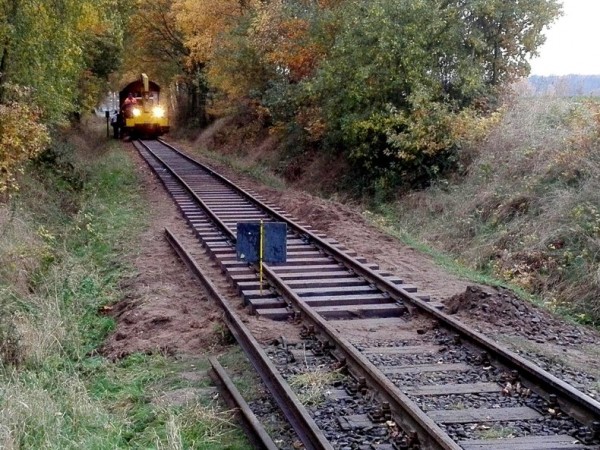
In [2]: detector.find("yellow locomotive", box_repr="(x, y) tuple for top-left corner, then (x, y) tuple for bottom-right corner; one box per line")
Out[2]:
(115, 73), (169, 138)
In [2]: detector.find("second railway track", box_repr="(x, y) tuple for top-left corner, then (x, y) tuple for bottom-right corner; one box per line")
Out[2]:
(133, 138), (600, 449)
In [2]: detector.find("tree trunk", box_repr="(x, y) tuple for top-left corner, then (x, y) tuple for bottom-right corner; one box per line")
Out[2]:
(0, 45), (8, 103)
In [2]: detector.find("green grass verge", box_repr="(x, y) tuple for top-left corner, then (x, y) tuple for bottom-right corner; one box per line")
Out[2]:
(0, 130), (250, 449)
(363, 206), (540, 301)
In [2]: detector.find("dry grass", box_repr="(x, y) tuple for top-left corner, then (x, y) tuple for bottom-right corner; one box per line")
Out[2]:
(288, 365), (344, 405)
(162, 412), (184, 450)
(0, 207), (59, 367)
(0, 257), (105, 369)
(0, 207), (48, 295)
(0, 131), (128, 447)
(152, 403), (238, 449)
(0, 372), (113, 449)
(394, 94), (600, 323)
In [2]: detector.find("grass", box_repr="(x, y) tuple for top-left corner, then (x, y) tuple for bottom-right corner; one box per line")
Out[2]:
(362, 205), (555, 316)
(288, 367), (345, 406)
(383, 95), (600, 326)
(0, 124), (251, 449)
(218, 347), (264, 401)
(475, 425), (516, 440)
(363, 208), (524, 287)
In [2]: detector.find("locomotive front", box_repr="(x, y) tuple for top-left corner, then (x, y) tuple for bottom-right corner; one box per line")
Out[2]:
(117, 73), (169, 139)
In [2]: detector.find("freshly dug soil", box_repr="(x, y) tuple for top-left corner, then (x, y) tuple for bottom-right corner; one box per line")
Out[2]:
(445, 285), (596, 347)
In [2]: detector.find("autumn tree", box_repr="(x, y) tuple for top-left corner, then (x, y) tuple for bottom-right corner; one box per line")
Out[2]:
(174, 0), (253, 64)
(121, 0), (250, 124)
(170, 0), (261, 118)
(126, 0), (560, 193)
(264, 0), (560, 192)
(121, 0), (189, 120)
(0, 0), (123, 121)
(0, 0), (124, 192)
(0, 99), (50, 194)
(248, 2), (329, 84)
(202, 0), (339, 126)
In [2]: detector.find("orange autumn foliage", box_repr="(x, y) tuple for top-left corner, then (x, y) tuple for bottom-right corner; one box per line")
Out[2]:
(249, 4), (327, 83)
(174, 0), (256, 66)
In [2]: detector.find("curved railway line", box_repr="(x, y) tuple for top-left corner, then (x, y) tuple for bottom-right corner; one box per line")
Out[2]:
(133, 138), (600, 449)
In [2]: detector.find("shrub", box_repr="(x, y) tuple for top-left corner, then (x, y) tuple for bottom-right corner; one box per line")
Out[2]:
(394, 94), (600, 324)
(0, 101), (50, 194)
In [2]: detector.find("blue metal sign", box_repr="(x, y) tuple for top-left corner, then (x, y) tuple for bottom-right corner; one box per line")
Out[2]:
(236, 222), (287, 264)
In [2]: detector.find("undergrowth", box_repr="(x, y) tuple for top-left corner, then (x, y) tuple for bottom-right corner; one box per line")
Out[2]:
(0, 125), (249, 449)
(389, 94), (600, 325)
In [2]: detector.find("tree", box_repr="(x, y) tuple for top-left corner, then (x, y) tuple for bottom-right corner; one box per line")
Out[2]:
(0, 0), (124, 121)
(293, 0), (561, 191)
(0, 0), (123, 192)
(131, 0), (560, 193)
(174, 0), (255, 65)
(462, 0), (562, 86)
(122, 0), (223, 124)
(126, 0), (187, 71)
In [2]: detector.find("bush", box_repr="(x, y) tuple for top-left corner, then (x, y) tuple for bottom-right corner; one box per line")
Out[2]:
(0, 102), (50, 194)
(394, 94), (600, 324)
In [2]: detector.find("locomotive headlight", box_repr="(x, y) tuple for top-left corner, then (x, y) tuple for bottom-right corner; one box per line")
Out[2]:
(152, 106), (165, 118)
(132, 107), (142, 117)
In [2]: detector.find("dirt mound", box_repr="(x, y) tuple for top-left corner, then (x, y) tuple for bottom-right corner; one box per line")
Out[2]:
(445, 286), (596, 346)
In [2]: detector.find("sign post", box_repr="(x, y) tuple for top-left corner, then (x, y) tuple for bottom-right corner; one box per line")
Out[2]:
(259, 220), (264, 294)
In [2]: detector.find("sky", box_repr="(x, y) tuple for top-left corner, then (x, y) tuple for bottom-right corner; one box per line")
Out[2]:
(529, 0), (600, 76)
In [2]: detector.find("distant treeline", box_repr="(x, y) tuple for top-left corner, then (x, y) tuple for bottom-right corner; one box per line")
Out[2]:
(528, 75), (600, 96)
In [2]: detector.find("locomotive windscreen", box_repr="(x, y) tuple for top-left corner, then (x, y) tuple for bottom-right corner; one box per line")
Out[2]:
(119, 80), (161, 106)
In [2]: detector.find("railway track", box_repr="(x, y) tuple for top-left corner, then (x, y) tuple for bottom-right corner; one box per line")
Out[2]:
(133, 138), (600, 449)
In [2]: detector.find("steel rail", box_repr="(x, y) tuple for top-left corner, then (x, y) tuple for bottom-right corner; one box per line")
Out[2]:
(152, 139), (600, 427)
(164, 228), (333, 450)
(134, 141), (233, 237)
(208, 356), (279, 450)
